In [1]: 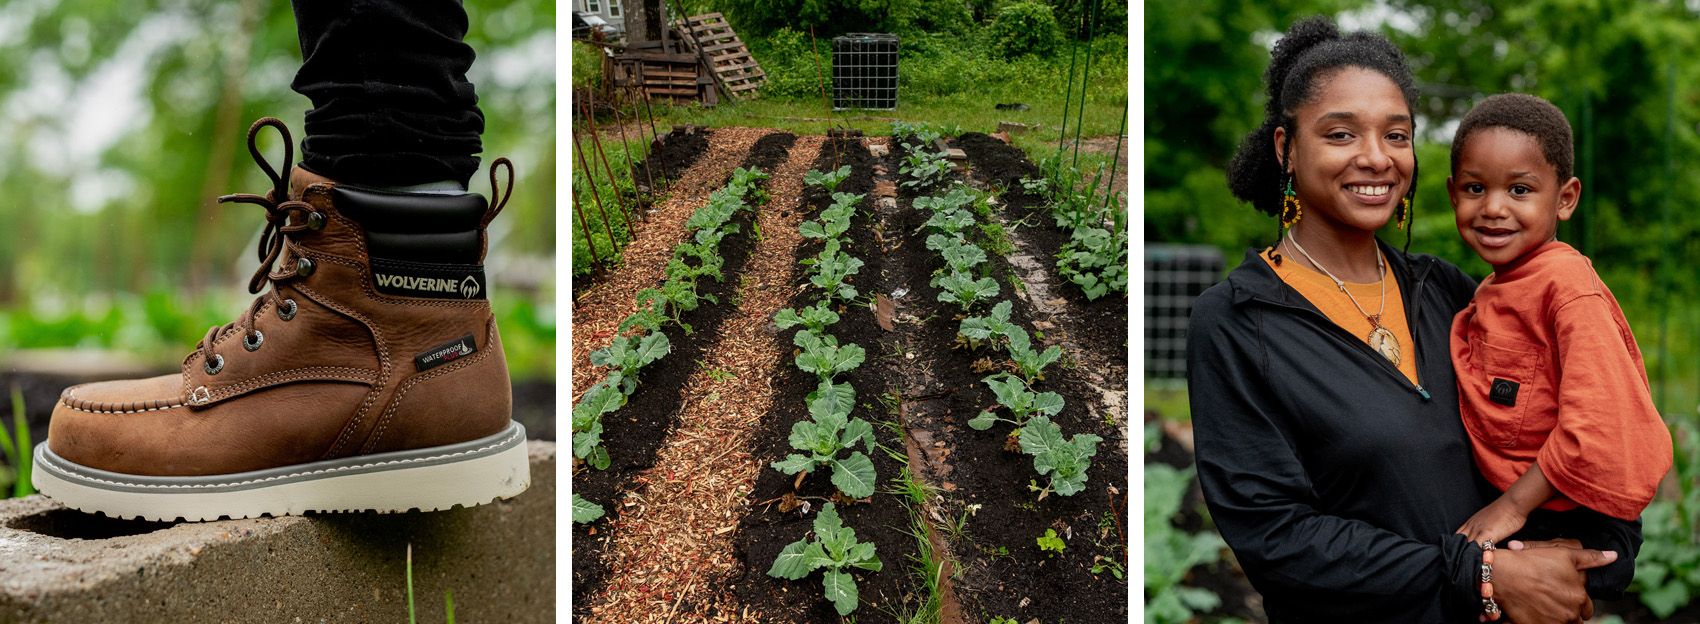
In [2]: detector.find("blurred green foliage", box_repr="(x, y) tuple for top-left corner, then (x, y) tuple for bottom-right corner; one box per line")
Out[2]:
(0, 0), (556, 380)
(986, 1), (1065, 59)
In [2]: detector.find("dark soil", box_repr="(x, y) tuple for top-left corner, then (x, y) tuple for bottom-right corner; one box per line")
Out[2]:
(719, 137), (931, 622)
(632, 127), (710, 197)
(886, 137), (1130, 623)
(571, 132), (796, 617)
(950, 133), (1129, 357)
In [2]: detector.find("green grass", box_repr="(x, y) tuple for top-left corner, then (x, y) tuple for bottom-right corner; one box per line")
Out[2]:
(1145, 380), (1191, 424)
(0, 387), (34, 499)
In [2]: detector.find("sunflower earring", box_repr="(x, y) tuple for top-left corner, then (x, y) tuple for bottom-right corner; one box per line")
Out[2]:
(1281, 176), (1303, 229)
(1396, 197), (1410, 231)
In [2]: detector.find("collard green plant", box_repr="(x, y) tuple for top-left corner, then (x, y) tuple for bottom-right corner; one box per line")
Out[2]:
(968, 373), (1064, 431)
(1145, 461), (1227, 624)
(799, 193), (862, 241)
(913, 186), (976, 214)
(794, 330), (866, 382)
(1004, 326), (1063, 383)
(900, 149), (953, 190)
(807, 240), (864, 301)
(768, 502), (883, 616)
(1058, 225), (1129, 301)
(939, 239), (988, 275)
(570, 379), (623, 470)
(923, 210), (977, 239)
(588, 331), (672, 395)
(770, 391), (878, 498)
(803, 165), (853, 194)
(1630, 418), (1700, 618)
(618, 297), (668, 335)
(729, 166), (772, 204)
(959, 300), (1018, 348)
(934, 271), (999, 311)
(572, 493), (605, 524)
(1020, 416), (1101, 498)
(775, 300), (841, 334)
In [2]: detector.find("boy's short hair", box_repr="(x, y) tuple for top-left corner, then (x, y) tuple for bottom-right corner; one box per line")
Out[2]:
(1450, 93), (1575, 182)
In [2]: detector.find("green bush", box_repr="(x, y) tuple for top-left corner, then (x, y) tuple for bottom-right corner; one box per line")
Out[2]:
(986, 1), (1062, 59)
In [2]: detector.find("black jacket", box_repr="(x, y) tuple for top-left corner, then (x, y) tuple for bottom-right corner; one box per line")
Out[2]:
(1186, 243), (1641, 622)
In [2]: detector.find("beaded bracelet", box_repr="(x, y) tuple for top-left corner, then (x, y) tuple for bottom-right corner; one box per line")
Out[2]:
(1480, 540), (1502, 622)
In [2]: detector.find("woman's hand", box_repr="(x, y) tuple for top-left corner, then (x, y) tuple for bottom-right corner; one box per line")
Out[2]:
(1492, 545), (1617, 624)
(1457, 498), (1528, 544)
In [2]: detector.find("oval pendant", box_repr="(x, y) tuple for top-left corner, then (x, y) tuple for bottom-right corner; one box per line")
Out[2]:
(1368, 326), (1401, 367)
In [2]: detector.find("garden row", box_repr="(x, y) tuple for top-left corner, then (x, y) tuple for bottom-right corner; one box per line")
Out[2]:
(569, 131), (797, 608)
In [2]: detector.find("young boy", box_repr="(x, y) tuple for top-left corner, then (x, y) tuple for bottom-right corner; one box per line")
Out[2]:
(1447, 93), (1673, 586)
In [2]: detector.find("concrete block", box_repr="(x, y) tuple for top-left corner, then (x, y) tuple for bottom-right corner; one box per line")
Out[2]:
(0, 442), (556, 624)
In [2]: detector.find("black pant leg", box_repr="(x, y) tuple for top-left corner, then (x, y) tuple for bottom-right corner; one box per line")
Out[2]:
(290, 0), (484, 187)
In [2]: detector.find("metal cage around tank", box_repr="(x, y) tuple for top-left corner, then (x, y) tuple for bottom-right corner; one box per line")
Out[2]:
(831, 33), (898, 110)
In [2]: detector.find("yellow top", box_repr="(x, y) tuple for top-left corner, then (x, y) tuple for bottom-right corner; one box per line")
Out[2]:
(1262, 247), (1419, 384)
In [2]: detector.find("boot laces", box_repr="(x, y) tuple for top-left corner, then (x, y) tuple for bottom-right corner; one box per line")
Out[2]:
(193, 118), (325, 372)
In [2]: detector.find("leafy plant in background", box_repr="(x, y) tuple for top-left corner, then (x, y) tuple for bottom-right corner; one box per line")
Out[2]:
(1, 387), (34, 499)
(771, 390), (878, 498)
(986, 0), (1063, 59)
(728, 166), (772, 205)
(1145, 441), (1228, 624)
(900, 149), (954, 190)
(800, 193), (863, 241)
(768, 502), (883, 616)
(1631, 418), (1700, 618)
(959, 300), (1019, 349)
(1020, 415), (1100, 498)
(572, 493), (606, 524)
(1058, 225), (1129, 301)
(803, 166), (853, 194)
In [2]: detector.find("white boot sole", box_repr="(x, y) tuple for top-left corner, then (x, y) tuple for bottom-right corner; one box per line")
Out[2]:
(31, 421), (530, 522)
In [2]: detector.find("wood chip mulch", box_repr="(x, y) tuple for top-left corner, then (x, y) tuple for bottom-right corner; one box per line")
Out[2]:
(570, 127), (771, 400)
(578, 134), (827, 624)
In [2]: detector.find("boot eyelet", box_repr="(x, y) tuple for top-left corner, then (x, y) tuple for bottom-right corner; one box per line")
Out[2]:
(204, 354), (225, 375)
(243, 330), (264, 352)
(306, 212), (326, 231)
(278, 299), (298, 321)
(295, 257), (316, 277)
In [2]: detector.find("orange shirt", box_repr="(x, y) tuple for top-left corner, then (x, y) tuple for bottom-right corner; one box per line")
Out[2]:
(1263, 248), (1419, 384)
(1450, 241), (1672, 520)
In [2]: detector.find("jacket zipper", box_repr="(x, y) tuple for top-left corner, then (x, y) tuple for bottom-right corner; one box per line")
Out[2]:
(1258, 258), (1435, 401)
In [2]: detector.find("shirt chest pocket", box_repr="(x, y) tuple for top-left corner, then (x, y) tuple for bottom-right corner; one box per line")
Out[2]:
(1468, 334), (1545, 448)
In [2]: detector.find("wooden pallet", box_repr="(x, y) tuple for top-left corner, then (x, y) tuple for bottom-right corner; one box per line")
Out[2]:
(673, 13), (765, 97)
(608, 51), (717, 105)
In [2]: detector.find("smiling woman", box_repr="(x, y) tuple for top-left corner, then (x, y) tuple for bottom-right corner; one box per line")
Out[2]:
(1187, 15), (1639, 623)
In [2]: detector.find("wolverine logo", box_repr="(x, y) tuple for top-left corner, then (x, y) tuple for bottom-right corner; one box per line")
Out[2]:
(375, 274), (461, 293)
(460, 275), (481, 299)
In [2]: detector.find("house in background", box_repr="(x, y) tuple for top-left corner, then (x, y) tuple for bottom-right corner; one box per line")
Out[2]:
(577, 0), (626, 34)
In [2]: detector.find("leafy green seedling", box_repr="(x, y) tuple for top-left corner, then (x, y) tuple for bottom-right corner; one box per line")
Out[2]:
(934, 271), (999, 311)
(803, 165), (853, 193)
(939, 239), (988, 275)
(771, 391), (878, 498)
(570, 379), (623, 470)
(1021, 416), (1102, 498)
(1058, 226), (1129, 301)
(1005, 326), (1063, 384)
(589, 331), (672, 395)
(794, 330), (866, 382)
(1037, 528), (1066, 556)
(968, 373), (1065, 431)
(775, 300), (841, 334)
(572, 494), (605, 524)
(959, 300), (1018, 348)
(807, 240), (864, 301)
(768, 503), (883, 616)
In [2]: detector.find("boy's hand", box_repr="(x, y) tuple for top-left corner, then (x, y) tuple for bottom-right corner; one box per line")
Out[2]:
(1457, 497), (1528, 544)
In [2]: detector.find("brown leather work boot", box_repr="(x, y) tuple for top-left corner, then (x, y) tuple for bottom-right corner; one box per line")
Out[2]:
(32, 118), (530, 521)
